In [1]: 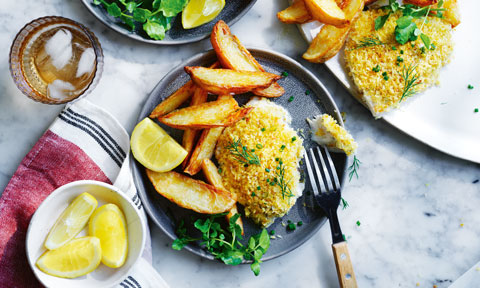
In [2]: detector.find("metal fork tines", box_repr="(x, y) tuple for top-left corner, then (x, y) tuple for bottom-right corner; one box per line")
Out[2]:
(305, 146), (358, 288)
(304, 146), (343, 243)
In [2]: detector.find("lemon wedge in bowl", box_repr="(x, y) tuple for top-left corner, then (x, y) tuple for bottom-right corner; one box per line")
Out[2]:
(131, 118), (187, 172)
(182, 0), (225, 29)
(44, 192), (98, 250)
(36, 236), (102, 278)
(89, 204), (128, 268)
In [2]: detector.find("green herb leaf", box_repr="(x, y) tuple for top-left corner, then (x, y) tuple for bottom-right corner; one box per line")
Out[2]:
(251, 261), (261, 276)
(106, 2), (122, 17)
(248, 237), (256, 250)
(160, 0), (189, 17)
(375, 13), (391, 30)
(220, 250), (243, 265)
(258, 229), (270, 250)
(348, 155), (362, 181)
(253, 249), (263, 261)
(341, 197), (349, 209)
(143, 20), (165, 40)
(194, 218), (210, 233)
(354, 36), (385, 50)
(152, 0), (162, 9)
(273, 160), (294, 199)
(226, 137), (261, 166)
(399, 64), (421, 102)
(395, 17), (418, 44)
(125, 1), (136, 13)
(420, 33), (431, 49)
(172, 238), (187, 250)
(133, 8), (151, 23)
(121, 15), (135, 30)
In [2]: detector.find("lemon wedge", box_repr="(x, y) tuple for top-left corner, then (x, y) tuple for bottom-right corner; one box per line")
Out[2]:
(182, 0), (225, 29)
(44, 192), (98, 250)
(131, 118), (187, 172)
(36, 236), (102, 278)
(89, 204), (128, 268)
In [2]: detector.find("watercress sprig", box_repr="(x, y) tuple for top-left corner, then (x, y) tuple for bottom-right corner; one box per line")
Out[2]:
(374, 0), (445, 48)
(172, 214), (270, 276)
(92, 0), (188, 40)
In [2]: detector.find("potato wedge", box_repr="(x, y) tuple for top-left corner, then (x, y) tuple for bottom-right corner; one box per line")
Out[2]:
(277, 0), (312, 24)
(211, 21), (285, 98)
(146, 170), (236, 214)
(184, 127), (224, 175)
(149, 81), (195, 118)
(181, 86), (208, 168)
(304, 0), (349, 27)
(223, 107), (254, 127)
(201, 158), (224, 188)
(303, 0), (364, 63)
(184, 66), (281, 95)
(149, 62), (220, 118)
(441, 0), (460, 28)
(201, 159), (244, 235)
(183, 106), (252, 175)
(159, 97), (239, 129)
(404, 0), (437, 7)
(304, 26), (350, 63)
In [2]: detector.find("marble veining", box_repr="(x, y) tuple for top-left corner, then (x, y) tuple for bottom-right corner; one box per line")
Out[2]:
(0, 1), (479, 287)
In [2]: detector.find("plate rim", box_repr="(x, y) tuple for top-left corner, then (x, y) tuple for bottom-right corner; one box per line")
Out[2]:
(131, 47), (348, 262)
(80, 0), (257, 45)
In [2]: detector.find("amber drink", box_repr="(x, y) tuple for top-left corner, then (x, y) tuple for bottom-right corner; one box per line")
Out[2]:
(10, 17), (103, 104)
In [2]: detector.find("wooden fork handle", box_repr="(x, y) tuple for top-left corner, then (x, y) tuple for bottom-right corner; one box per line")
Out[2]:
(332, 241), (357, 288)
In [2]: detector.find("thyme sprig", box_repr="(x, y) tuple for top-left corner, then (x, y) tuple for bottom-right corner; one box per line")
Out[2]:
(399, 64), (421, 102)
(273, 158), (294, 199)
(348, 155), (362, 181)
(226, 137), (261, 166)
(354, 36), (385, 50)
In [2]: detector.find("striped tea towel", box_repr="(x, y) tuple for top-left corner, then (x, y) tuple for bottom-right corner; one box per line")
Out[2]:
(0, 98), (169, 288)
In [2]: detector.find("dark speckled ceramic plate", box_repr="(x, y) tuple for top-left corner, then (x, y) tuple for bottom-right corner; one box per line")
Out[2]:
(81, 0), (256, 45)
(131, 48), (348, 262)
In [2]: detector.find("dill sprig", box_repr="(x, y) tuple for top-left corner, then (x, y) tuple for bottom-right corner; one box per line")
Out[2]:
(354, 36), (385, 50)
(226, 137), (261, 166)
(399, 64), (421, 102)
(348, 155), (361, 181)
(341, 197), (349, 210)
(273, 158), (294, 199)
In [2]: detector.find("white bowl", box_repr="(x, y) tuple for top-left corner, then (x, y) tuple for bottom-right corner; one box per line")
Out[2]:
(26, 180), (146, 288)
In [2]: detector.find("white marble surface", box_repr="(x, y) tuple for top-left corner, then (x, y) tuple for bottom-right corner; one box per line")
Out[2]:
(1, 1), (479, 287)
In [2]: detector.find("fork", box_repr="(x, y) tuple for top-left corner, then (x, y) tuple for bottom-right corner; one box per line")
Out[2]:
(304, 146), (357, 288)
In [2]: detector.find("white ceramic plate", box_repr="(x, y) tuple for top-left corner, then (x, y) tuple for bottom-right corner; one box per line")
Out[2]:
(296, 0), (480, 163)
(26, 180), (146, 288)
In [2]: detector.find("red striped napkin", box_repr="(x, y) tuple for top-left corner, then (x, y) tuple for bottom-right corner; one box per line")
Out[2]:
(0, 99), (168, 288)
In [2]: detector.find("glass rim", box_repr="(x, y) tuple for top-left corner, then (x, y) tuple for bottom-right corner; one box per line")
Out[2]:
(9, 16), (104, 105)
